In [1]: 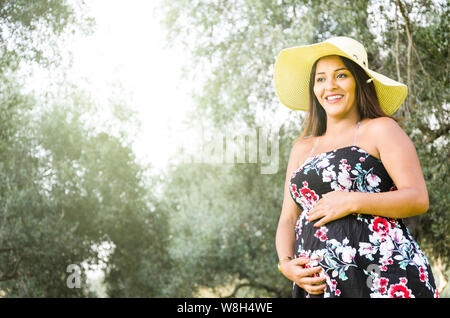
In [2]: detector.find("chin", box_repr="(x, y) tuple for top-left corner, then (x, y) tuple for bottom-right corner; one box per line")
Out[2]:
(322, 103), (354, 117)
(322, 106), (345, 116)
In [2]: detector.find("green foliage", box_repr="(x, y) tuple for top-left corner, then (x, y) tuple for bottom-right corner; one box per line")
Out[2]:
(160, 0), (449, 296)
(0, 0), (94, 71)
(374, 0), (449, 264)
(158, 122), (298, 297)
(0, 0), (171, 297)
(0, 78), (172, 296)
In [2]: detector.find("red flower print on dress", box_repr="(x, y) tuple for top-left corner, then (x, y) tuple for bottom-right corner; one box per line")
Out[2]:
(380, 259), (393, 272)
(330, 279), (341, 296)
(370, 217), (390, 238)
(419, 267), (427, 282)
(388, 283), (414, 298)
(291, 184), (300, 198)
(388, 218), (397, 229)
(382, 259), (393, 266)
(419, 273), (427, 282)
(299, 181), (319, 209)
(379, 278), (389, 287)
(295, 221), (302, 238)
(314, 227), (328, 242)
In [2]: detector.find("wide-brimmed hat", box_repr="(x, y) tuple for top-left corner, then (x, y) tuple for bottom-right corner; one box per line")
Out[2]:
(273, 36), (407, 116)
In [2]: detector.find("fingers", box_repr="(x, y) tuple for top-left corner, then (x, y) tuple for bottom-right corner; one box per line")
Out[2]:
(306, 283), (327, 295)
(308, 206), (331, 227)
(307, 206), (325, 223)
(281, 258), (319, 282)
(302, 265), (323, 277)
(294, 266), (327, 295)
(291, 257), (311, 266)
(296, 275), (327, 295)
(299, 275), (327, 286)
(293, 266), (323, 282)
(290, 258), (328, 295)
(298, 274), (327, 295)
(313, 216), (330, 228)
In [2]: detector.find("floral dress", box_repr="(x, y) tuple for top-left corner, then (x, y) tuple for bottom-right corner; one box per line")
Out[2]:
(289, 143), (438, 298)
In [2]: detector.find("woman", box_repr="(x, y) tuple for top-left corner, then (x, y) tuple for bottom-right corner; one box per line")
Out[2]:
(273, 37), (438, 298)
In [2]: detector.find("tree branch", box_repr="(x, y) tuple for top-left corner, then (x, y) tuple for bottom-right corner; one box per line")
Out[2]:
(396, 0), (414, 115)
(223, 280), (283, 298)
(416, 121), (450, 143)
(394, 4), (402, 82)
(0, 247), (16, 253)
(0, 257), (21, 282)
(228, 269), (283, 298)
(435, 256), (448, 294)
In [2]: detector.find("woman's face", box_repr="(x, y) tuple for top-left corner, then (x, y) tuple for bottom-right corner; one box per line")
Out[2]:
(313, 55), (357, 119)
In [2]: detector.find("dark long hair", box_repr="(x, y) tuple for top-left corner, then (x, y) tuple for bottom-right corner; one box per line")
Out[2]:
(295, 55), (401, 142)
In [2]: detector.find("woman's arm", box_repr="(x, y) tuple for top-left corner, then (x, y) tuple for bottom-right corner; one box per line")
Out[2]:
(276, 140), (326, 295)
(308, 117), (429, 227)
(275, 141), (302, 261)
(351, 117), (429, 216)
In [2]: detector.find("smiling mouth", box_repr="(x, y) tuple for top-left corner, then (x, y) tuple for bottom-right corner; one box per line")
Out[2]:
(325, 95), (344, 103)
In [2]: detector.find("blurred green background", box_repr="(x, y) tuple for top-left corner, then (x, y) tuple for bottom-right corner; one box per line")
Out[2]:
(0, 0), (448, 297)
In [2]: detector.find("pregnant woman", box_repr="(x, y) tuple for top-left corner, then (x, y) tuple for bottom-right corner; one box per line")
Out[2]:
(274, 36), (438, 298)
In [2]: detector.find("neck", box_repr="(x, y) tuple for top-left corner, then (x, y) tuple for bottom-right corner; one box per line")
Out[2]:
(323, 115), (360, 137)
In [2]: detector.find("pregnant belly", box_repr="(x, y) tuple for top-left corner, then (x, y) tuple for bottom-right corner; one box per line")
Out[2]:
(295, 214), (362, 255)
(295, 213), (402, 257)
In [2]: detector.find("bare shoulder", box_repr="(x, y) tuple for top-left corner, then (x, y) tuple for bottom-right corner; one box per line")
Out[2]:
(365, 116), (401, 131)
(364, 117), (413, 155)
(291, 136), (317, 166)
(364, 117), (406, 142)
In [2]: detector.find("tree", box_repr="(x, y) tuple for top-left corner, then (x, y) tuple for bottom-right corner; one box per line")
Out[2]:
(0, 0), (94, 73)
(0, 1), (172, 297)
(0, 0), (94, 297)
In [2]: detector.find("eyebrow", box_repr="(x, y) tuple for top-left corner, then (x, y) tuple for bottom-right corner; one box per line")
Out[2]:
(316, 67), (348, 75)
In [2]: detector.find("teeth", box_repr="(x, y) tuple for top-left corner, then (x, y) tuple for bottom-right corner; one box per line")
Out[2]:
(326, 95), (343, 100)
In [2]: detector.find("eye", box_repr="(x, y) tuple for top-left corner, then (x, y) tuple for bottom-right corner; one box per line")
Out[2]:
(316, 77), (325, 83)
(337, 73), (347, 79)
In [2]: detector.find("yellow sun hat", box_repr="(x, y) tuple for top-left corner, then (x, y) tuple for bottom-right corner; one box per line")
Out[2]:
(273, 36), (407, 116)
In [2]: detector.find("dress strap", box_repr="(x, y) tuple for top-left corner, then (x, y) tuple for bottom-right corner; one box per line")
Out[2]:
(353, 121), (361, 146)
(308, 137), (320, 158)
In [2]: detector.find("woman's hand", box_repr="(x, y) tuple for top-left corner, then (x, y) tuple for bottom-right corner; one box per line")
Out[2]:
(279, 257), (326, 295)
(307, 190), (353, 227)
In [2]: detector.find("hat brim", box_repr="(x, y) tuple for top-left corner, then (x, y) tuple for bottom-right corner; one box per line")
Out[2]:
(273, 42), (407, 116)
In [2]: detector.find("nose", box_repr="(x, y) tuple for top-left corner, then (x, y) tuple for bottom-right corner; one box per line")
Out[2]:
(324, 77), (338, 91)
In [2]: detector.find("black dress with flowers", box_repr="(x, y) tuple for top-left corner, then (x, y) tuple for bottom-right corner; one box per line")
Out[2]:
(289, 139), (438, 298)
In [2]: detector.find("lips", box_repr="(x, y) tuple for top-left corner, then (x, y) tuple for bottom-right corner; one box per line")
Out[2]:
(324, 94), (344, 103)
